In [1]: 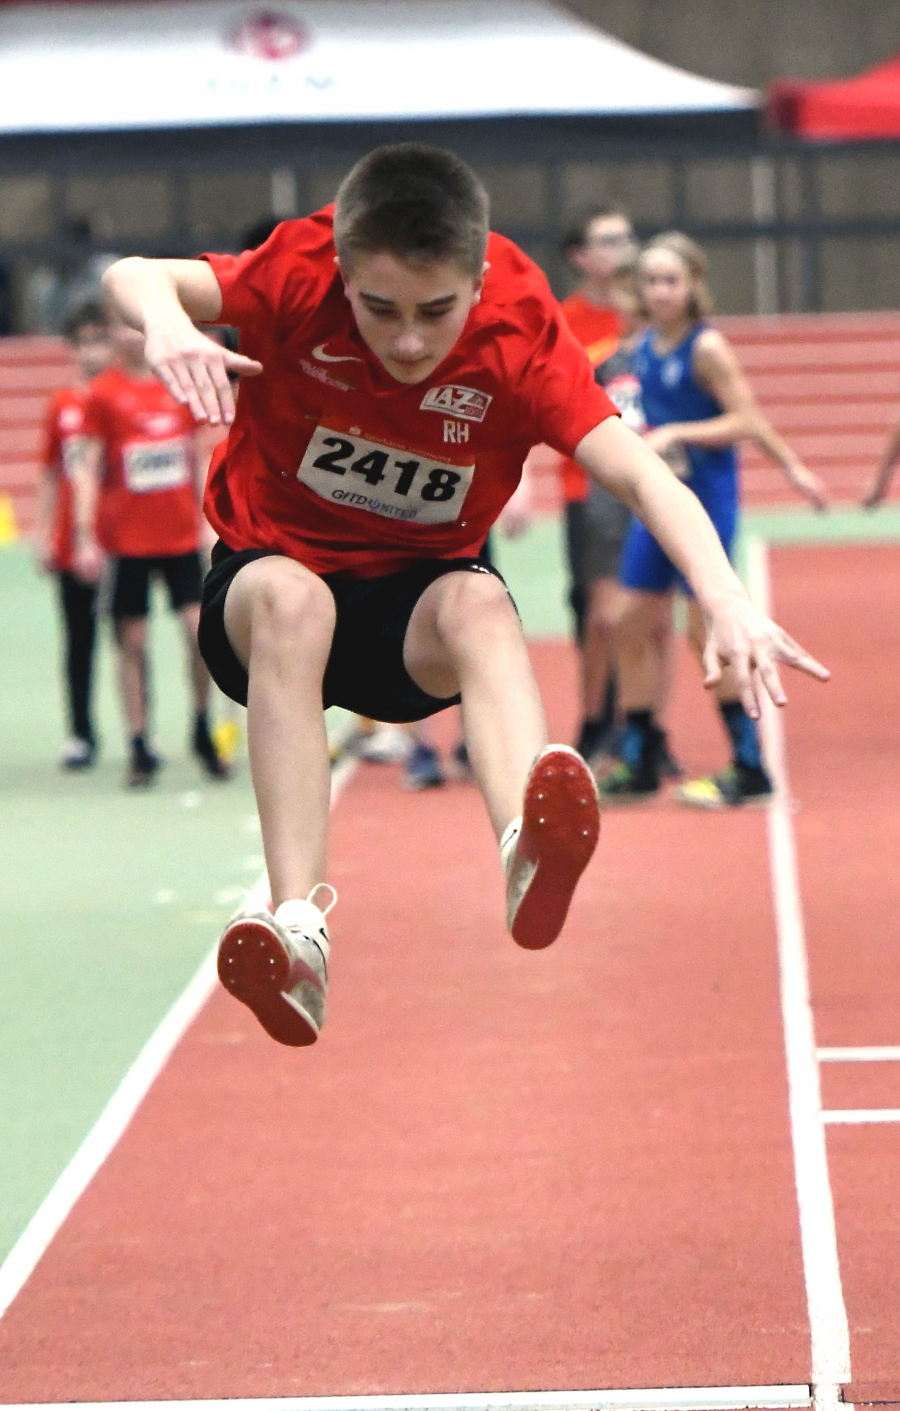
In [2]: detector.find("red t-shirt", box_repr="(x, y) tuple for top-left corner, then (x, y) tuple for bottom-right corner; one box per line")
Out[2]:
(203, 208), (617, 578)
(41, 386), (88, 572)
(557, 292), (622, 504)
(83, 366), (201, 558)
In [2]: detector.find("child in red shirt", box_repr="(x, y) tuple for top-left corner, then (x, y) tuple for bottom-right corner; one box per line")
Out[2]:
(76, 315), (230, 786)
(34, 300), (111, 768)
(102, 144), (827, 1049)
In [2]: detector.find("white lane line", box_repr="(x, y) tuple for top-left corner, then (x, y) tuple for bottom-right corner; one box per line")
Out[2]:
(0, 752), (358, 1322)
(822, 1109), (900, 1124)
(746, 536), (851, 1404)
(0, 1387), (813, 1411)
(818, 1046), (900, 1062)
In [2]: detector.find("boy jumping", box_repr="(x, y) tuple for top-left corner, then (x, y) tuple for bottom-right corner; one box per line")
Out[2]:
(102, 144), (827, 1047)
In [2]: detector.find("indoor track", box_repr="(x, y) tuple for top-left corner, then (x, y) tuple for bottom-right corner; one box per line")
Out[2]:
(0, 528), (898, 1409)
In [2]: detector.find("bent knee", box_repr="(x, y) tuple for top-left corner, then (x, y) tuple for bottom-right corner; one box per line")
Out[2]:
(227, 558), (335, 660)
(434, 570), (517, 644)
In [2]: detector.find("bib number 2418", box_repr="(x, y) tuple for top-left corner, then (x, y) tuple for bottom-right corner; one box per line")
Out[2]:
(297, 425), (474, 525)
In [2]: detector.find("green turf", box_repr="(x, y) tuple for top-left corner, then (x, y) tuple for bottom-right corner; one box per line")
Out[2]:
(0, 545), (260, 1261)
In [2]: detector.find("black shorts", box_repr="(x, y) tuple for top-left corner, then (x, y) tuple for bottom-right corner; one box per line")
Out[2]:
(198, 541), (512, 724)
(107, 552), (203, 619)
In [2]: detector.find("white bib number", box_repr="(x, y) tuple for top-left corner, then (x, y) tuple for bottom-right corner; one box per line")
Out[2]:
(122, 438), (190, 493)
(298, 425), (474, 525)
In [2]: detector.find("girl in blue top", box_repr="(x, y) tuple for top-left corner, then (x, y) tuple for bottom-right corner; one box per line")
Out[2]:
(601, 232), (827, 806)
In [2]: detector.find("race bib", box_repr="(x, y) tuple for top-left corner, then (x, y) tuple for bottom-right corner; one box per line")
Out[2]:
(122, 438), (190, 494)
(297, 426), (474, 526)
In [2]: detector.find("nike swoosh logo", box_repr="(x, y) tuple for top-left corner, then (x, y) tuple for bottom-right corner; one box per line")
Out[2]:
(311, 343), (362, 364)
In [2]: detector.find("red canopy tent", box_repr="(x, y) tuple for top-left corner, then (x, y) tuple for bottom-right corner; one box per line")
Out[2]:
(769, 50), (900, 139)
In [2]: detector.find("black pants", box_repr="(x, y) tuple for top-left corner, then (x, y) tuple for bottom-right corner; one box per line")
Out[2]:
(57, 571), (98, 742)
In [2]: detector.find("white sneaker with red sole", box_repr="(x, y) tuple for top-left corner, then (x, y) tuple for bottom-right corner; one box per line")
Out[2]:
(217, 888), (335, 1047)
(502, 745), (600, 950)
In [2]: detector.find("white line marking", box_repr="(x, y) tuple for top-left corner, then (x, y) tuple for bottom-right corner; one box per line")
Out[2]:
(818, 1046), (900, 1062)
(0, 753), (358, 1322)
(822, 1109), (900, 1124)
(746, 536), (851, 1403)
(0, 1387), (813, 1411)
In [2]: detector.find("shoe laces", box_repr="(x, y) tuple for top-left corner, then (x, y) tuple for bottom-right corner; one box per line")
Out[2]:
(499, 817), (522, 879)
(306, 882), (337, 916)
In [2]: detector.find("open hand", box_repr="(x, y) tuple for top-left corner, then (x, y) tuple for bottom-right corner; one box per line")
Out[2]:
(788, 463), (828, 511)
(144, 322), (262, 426)
(702, 594), (829, 718)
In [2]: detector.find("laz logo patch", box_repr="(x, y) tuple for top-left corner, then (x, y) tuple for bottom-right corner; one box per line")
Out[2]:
(420, 385), (492, 423)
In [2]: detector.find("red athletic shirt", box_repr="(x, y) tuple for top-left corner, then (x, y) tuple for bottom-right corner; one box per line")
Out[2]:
(41, 386), (88, 572)
(557, 292), (622, 504)
(203, 208), (617, 578)
(82, 366), (201, 558)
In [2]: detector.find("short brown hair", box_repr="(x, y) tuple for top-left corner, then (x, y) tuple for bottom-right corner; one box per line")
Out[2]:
(639, 231), (713, 319)
(560, 203), (630, 258)
(61, 299), (109, 341)
(334, 143), (490, 277)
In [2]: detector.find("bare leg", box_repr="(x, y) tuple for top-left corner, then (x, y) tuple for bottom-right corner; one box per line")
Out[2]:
(115, 615), (149, 737)
(403, 571), (546, 839)
(179, 602), (211, 712)
(612, 589), (673, 712)
(580, 574), (622, 721)
(223, 556), (336, 907)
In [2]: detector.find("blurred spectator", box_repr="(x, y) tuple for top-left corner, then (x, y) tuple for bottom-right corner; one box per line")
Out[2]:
(558, 203), (637, 758)
(75, 313), (231, 787)
(23, 217), (118, 333)
(33, 299), (112, 767)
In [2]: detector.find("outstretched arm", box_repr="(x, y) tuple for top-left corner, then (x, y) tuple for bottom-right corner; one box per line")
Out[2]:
(861, 414), (900, 508)
(575, 416), (828, 716)
(645, 328), (828, 510)
(102, 257), (262, 426)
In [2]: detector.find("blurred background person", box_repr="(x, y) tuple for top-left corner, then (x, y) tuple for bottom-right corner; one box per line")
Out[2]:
(23, 217), (119, 334)
(75, 313), (231, 787)
(556, 204), (636, 759)
(33, 298), (111, 767)
(600, 232), (827, 807)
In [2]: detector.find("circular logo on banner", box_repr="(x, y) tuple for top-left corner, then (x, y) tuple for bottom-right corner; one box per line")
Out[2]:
(229, 11), (310, 61)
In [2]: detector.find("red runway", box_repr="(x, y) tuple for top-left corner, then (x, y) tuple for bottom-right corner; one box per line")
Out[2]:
(0, 544), (897, 1402)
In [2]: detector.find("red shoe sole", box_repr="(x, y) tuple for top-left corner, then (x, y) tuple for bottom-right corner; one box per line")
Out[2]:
(510, 748), (600, 950)
(217, 917), (320, 1047)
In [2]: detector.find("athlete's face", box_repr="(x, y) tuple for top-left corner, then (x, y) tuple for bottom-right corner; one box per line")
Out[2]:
(341, 253), (486, 385)
(639, 248), (694, 327)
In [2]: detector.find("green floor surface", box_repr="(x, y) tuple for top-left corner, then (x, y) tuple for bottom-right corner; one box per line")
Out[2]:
(0, 547), (260, 1262)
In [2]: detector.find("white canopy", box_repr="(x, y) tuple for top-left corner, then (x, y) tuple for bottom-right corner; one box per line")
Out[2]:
(0, 0), (758, 133)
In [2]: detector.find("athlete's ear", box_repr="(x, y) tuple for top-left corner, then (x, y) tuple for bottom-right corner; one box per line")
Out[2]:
(471, 261), (490, 307)
(334, 255), (350, 292)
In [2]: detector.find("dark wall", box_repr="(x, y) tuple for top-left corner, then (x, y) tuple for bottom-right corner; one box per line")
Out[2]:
(560, 0), (900, 86)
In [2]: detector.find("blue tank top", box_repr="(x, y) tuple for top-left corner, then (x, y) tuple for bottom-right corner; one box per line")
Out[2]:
(633, 322), (737, 481)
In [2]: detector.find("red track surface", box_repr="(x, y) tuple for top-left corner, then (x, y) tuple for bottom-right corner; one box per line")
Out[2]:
(770, 544), (900, 1402)
(0, 549), (897, 1399)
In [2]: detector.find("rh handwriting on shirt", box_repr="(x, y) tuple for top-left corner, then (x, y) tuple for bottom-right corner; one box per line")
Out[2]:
(311, 343), (362, 364)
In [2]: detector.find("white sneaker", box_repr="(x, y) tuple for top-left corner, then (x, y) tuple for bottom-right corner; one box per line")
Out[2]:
(356, 723), (412, 764)
(217, 886), (335, 1046)
(502, 745), (600, 950)
(59, 736), (95, 769)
